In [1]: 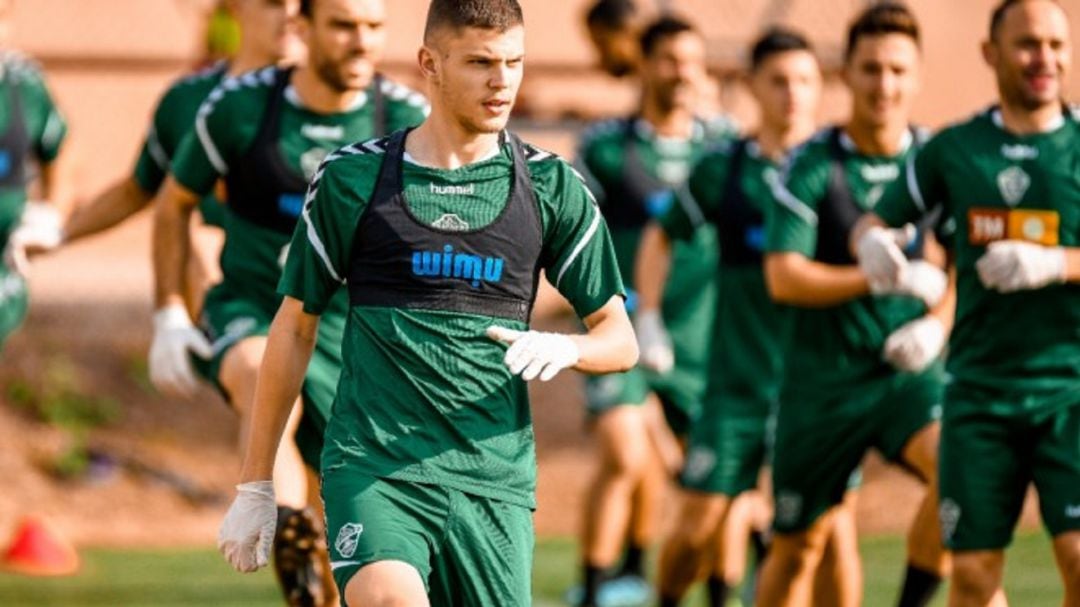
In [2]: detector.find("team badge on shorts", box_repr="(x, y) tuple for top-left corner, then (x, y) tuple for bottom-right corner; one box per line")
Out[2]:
(775, 491), (803, 528)
(334, 522), (364, 558)
(939, 498), (961, 543)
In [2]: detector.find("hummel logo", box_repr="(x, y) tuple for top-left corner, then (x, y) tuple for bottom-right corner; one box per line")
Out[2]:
(1001, 143), (1038, 161)
(430, 182), (475, 196)
(1066, 505), (1080, 519)
(301, 124), (345, 140)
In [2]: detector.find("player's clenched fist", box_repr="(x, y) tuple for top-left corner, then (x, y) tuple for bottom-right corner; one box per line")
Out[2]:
(883, 315), (946, 373)
(856, 223), (916, 286)
(869, 260), (948, 309)
(633, 309), (674, 374)
(218, 480), (277, 573)
(3, 202), (63, 276)
(486, 326), (580, 382)
(976, 240), (1066, 293)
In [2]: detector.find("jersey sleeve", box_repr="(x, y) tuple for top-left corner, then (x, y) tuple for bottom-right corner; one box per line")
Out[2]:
(132, 86), (185, 194)
(659, 147), (729, 241)
(20, 73), (66, 163)
(539, 161), (625, 319)
(279, 157), (368, 315)
(875, 136), (947, 228)
(764, 146), (828, 258)
(170, 83), (252, 196)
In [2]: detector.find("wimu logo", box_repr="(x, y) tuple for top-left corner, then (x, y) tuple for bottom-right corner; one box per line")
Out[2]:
(412, 244), (504, 288)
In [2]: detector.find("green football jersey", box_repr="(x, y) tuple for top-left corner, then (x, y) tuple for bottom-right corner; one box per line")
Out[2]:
(765, 127), (927, 385)
(133, 62), (228, 195)
(170, 66), (429, 314)
(576, 118), (728, 378)
(0, 51), (67, 245)
(661, 139), (787, 404)
(280, 137), (625, 508)
(875, 107), (1080, 412)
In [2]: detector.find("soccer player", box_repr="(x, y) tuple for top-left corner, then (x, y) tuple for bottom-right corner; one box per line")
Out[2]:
(0, 0), (70, 350)
(217, 1), (637, 605)
(756, 4), (953, 606)
(151, 0), (426, 603)
(853, 1), (1079, 604)
(584, 0), (641, 79)
(570, 15), (733, 606)
(7, 0), (300, 315)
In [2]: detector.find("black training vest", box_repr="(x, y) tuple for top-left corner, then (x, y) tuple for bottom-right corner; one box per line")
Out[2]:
(814, 126), (933, 265)
(602, 118), (680, 229)
(0, 73), (31, 190)
(347, 129), (544, 324)
(713, 138), (767, 267)
(224, 68), (387, 235)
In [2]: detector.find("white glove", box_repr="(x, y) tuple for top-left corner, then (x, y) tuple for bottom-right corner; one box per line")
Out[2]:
(633, 309), (674, 374)
(3, 202), (63, 276)
(856, 224), (917, 287)
(870, 260), (948, 308)
(149, 304), (213, 397)
(218, 480), (277, 573)
(486, 326), (580, 382)
(976, 240), (1066, 293)
(883, 316), (946, 373)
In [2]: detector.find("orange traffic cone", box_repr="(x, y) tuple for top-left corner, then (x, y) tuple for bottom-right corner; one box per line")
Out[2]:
(1, 515), (79, 576)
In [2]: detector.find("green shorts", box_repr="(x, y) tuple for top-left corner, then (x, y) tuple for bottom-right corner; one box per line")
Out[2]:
(0, 266), (27, 351)
(197, 193), (226, 228)
(940, 384), (1080, 551)
(771, 364), (944, 533)
(194, 283), (336, 470)
(322, 469), (534, 606)
(584, 364), (704, 436)
(680, 391), (772, 497)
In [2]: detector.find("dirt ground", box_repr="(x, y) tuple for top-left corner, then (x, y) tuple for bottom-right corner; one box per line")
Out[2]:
(0, 214), (1042, 550)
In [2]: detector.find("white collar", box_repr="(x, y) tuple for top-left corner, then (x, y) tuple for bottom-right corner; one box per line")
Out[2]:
(284, 85), (368, 112)
(839, 128), (913, 155)
(991, 107), (1066, 134)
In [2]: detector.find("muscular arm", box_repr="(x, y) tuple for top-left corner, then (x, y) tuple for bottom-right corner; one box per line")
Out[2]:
(64, 177), (152, 242)
(1066, 249), (1080, 284)
(764, 252), (869, 307)
(571, 295), (638, 374)
(634, 221), (671, 313)
(152, 176), (201, 308)
(239, 297), (319, 482)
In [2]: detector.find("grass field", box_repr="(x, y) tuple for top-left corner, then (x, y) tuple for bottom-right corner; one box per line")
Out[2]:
(0, 532), (1060, 606)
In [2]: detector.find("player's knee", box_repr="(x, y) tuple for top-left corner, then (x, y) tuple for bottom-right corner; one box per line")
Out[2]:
(1053, 533), (1080, 587)
(952, 552), (1003, 600)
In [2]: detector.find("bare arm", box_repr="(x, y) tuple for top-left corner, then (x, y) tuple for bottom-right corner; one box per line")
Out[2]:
(64, 177), (152, 243)
(152, 176), (201, 308)
(634, 222), (671, 313)
(764, 252), (869, 307)
(571, 295), (639, 374)
(1066, 248), (1080, 284)
(239, 297), (319, 482)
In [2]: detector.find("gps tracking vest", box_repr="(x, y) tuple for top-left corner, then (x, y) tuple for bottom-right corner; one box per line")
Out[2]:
(814, 126), (935, 265)
(224, 67), (387, 234)
(714, 138), (765, 267)
(347, 129), (544, 323)
(602, 118), (682, 229)
(0, 75), (30, 190)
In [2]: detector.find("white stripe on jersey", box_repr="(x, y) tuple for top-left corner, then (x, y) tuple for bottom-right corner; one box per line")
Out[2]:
(145, 125), (170, 171)
(767, 172), (818, 227)
(905, 153), (927, 213)
(555, 204), (601, 289)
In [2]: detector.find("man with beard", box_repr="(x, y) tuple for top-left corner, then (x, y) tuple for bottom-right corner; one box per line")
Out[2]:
(854, 1), (1080, 604)
(217, 1), (637, 604)
(150, 0), (427, 604)
(757, 3), (953, 606)
(570, 16), (732, 607)
(7, 0), (300, 315)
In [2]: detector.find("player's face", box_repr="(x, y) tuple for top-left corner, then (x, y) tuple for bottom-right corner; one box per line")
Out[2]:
(302, 0), (386, 92)
(587, 23), (639, 78)
(984, 0), (1071, 111)
(642, 32), (707, 115)
(423, 25), (525, 135)
(234, 0), (299, 62)
(751, 50), (821, 131)
(844, 33), (920, 129)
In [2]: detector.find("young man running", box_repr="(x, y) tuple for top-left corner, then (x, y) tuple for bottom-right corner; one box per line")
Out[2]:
(7, 0), (300, 314)
(635, 28), (861, 607)
(571, 16), (733, 606)
(0, 0), (70, 349)
(757, 4), (952, 606)
(854, 1), (1080, 604)
(152, 0), (426, 603)
(217, 1), (637, 605)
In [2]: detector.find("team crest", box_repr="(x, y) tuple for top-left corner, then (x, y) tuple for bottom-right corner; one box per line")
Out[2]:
(431, 213), (470, 231)
(939, 498), (961, 543)
(334, 522), (364, 558)
(996, 166), (1030, 207)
